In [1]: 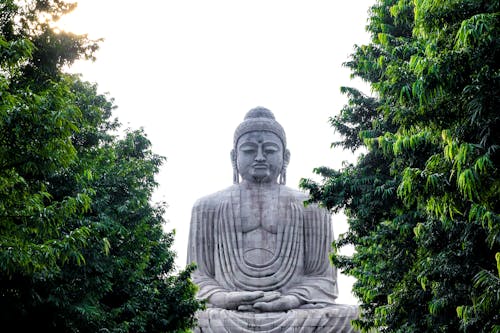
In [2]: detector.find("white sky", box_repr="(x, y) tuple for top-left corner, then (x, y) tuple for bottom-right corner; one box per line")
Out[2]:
(58, 0), (374, 305)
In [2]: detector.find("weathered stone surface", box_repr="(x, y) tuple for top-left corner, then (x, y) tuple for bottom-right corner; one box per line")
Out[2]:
(187, 107), (358, 332)
(196, 305), (358, 332)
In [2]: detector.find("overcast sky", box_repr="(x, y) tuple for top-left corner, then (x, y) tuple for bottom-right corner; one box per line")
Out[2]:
(58, 0), (374, 305)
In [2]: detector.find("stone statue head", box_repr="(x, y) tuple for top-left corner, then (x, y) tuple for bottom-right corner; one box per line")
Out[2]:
(231, 107), (291, 184)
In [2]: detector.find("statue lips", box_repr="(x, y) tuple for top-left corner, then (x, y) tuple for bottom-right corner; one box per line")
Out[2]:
(252, 163), (268, 170)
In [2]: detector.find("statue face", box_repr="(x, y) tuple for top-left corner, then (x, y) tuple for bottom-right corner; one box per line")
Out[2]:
(236, 131), (284, 184)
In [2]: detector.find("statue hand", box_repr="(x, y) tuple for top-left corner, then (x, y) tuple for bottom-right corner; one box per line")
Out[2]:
(237, 291), (281, 311)
(299, 302), (327, 309)
(253, 295), (302, 312)
(209, 291), (265, 310)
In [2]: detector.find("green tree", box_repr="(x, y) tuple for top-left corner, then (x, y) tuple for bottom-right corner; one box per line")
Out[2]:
(1, 1), (202, 331)
(301, 1), (499, 332)
(1, 0), (97, 285)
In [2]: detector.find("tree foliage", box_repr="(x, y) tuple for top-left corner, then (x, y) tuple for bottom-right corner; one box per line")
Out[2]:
(0, 1), (202, 331)
(301, 1), (499, 332)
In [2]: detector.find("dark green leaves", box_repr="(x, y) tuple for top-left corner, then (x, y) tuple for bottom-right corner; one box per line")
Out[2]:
(302, 0), (499, 331)
(0, 1), (202, 331)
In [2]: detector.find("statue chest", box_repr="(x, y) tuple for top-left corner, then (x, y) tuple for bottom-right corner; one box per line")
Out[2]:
(239, 188), (279, 265)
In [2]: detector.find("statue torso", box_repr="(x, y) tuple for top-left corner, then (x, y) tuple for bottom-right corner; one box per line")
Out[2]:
(189, 183), (339, 298)
(240, 185), (279, 266)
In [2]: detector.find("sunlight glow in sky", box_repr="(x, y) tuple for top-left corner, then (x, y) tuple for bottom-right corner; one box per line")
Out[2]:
(56, 0), (374, 305)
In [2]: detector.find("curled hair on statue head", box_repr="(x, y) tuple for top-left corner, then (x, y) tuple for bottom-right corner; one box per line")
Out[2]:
(233, 107), (287, 151)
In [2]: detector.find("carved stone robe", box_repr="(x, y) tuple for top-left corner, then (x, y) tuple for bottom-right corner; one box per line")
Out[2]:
(187, 185), (358, 332)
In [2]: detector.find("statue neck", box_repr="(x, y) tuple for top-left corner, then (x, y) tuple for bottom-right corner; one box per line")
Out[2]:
(240, 180), (279, 190)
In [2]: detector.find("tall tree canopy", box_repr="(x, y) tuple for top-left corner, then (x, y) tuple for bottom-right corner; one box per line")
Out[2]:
(0, 1), (202, 331)
(301, 0), (499, 332)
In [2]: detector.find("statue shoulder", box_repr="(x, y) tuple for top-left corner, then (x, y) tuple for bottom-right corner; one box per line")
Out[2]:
(279, 185), (309, 203)
(279, 185), (328, 213)
(192, 185), (238, 210)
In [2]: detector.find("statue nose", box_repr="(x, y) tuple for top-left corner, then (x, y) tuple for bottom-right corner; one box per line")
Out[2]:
(255, 147), (266, 162)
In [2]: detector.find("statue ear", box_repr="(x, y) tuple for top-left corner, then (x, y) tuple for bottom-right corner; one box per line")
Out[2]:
(284, 149), (291, 166)
(280, 149), (291, 185)
(231, 149), (239, 184)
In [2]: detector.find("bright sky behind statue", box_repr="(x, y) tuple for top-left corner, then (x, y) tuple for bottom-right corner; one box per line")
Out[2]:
(57, 0), (374, 305)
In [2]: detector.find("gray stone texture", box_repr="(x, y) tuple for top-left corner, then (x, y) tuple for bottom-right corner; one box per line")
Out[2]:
(187, 107), (358, 332)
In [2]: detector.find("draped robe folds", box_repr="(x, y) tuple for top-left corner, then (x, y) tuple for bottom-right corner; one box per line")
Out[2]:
(187, 185), (358, 332)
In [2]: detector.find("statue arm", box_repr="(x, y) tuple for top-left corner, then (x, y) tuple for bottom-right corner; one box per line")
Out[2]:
(303, 206), (336, 275)
(286, 204), (338, 306)
(187, 201), (227, 300)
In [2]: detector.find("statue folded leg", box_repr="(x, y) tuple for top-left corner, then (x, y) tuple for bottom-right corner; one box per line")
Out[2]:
(195, 305), (359, 333)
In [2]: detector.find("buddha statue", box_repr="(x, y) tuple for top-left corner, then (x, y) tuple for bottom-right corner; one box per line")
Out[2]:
(187, 107), (358, 332)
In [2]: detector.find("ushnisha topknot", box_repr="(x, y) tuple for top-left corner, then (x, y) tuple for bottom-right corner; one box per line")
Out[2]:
(233, 107), (287, 148)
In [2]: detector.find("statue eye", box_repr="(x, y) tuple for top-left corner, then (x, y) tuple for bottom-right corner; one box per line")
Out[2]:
(240, 145), (256, 154)
(264, 145), (279, 154)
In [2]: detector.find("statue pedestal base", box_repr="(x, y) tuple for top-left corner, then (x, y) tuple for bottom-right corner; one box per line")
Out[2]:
(194, 304), (358, 332)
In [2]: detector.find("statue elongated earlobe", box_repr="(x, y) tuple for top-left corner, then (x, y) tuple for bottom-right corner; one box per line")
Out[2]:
(231, 149), (239, 184)
(279, 149), (291, 185)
